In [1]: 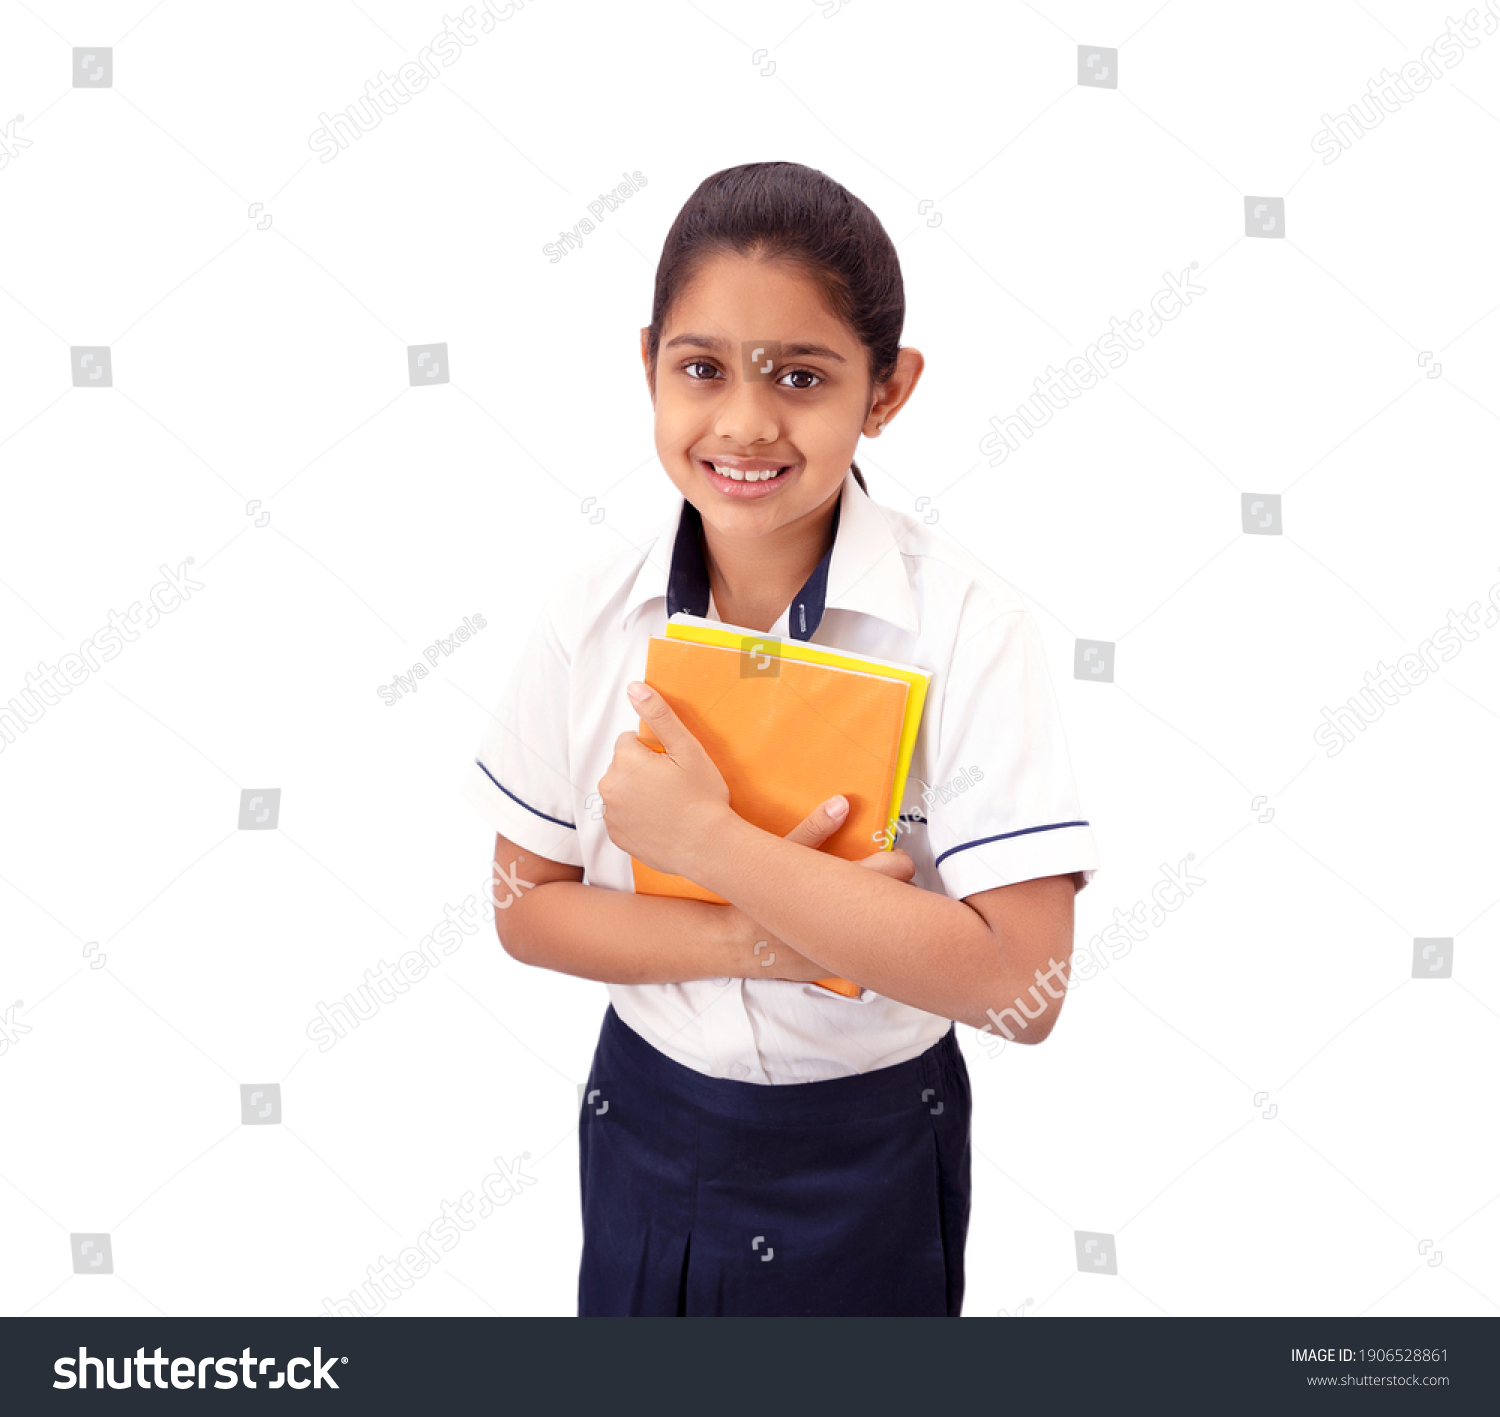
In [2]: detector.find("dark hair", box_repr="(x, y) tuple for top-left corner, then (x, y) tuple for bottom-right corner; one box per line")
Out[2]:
(647, 161), (907, 496)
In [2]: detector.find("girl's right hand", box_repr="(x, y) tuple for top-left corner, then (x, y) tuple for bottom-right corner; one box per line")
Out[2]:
(724, 798), (915, 983)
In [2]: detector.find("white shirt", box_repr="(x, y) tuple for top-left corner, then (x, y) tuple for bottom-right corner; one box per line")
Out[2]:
(462, 469), (1099, 1084)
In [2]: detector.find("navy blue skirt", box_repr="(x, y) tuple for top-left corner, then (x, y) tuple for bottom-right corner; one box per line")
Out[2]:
(577, 1003), (972, 1316)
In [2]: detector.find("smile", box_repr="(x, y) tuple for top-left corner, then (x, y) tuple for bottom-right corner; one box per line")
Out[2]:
(699, 459), (794, 497)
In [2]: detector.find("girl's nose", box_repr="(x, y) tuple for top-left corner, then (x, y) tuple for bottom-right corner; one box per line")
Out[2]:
(712, 379), (780, 447)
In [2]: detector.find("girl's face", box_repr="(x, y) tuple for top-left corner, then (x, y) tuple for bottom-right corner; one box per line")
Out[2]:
(643, 252), (915, 538)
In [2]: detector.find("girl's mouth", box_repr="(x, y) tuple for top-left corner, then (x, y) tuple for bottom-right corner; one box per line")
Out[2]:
(699, 459), (794, 499)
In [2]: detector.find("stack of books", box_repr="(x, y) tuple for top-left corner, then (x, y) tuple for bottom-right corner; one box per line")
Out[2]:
(630, 613), (931, 997)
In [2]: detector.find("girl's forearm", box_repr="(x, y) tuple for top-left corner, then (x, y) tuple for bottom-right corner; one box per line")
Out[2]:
(682, 811), (1062, 1030)
(501, 878), (763, 985)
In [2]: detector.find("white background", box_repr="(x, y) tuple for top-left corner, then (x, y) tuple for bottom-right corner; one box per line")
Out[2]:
(1, 0), (1497, 1319)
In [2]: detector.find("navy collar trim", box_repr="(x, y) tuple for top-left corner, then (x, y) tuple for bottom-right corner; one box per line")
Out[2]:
(665, 497), (842, 642)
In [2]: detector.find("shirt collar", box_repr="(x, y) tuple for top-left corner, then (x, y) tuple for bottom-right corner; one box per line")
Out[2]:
(620, 469), (920, 638)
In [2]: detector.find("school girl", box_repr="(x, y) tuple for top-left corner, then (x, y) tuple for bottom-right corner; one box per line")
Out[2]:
(463, 161), (1099, 1317)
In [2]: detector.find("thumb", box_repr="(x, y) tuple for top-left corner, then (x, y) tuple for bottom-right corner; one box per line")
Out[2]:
(782, 796), (850, 850)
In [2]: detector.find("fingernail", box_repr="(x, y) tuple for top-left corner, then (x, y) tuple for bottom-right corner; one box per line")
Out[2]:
(826, 796), (848, 819)
(627, 681), (649, 701)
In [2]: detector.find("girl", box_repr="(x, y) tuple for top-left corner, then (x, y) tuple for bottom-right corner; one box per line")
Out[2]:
(463, 161), (1098, 1317)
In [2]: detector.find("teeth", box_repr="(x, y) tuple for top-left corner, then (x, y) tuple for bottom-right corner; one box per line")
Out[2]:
(712, 463), (782, 482)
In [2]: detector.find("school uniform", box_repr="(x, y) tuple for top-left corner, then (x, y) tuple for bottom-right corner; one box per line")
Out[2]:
(463, 468), (1099, 1315)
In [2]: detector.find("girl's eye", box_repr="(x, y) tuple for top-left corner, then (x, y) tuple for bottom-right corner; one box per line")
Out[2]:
(683, 359), (722, 381)
(777, 367), (822, 390)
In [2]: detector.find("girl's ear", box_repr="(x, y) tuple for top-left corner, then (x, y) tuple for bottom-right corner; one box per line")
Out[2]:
(639, 327), (656, 401)
(864, 347), (925, 437)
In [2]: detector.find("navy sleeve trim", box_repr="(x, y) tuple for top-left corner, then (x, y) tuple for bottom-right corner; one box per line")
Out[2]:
(933, 820), (1089, 868)
(474, 759), (577, 830)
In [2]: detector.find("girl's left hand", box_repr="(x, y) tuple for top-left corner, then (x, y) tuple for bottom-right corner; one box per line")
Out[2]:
(598, 682), (733, 877)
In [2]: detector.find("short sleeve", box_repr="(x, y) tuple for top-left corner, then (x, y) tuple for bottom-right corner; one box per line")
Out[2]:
(459, 600), (584, 868)
(924, 601), (1098, 899)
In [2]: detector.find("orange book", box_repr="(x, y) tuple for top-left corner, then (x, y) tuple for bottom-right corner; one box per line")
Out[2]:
(630, 634), (913, 997)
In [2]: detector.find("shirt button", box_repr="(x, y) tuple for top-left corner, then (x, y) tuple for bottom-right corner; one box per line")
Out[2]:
(729, 1062), (750, 1079)
(710, 977), (731, 987)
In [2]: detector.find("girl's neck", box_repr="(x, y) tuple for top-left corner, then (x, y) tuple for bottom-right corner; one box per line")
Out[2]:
(699, 492), (839, 635)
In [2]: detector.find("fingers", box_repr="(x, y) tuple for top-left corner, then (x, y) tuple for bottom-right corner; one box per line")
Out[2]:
(626, 682), (698, 760)
(614, 729), (659, 760)
(781, 796), (850, 850)
(856, 848), (916, 883)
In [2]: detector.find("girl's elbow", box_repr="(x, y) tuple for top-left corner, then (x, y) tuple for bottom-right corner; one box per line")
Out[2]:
(492, 902), (535, 965)
(1021, 1003), (1064, 1044)
(959, 1005), (1063, 1042)
(960, 977), (1068, 1040)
